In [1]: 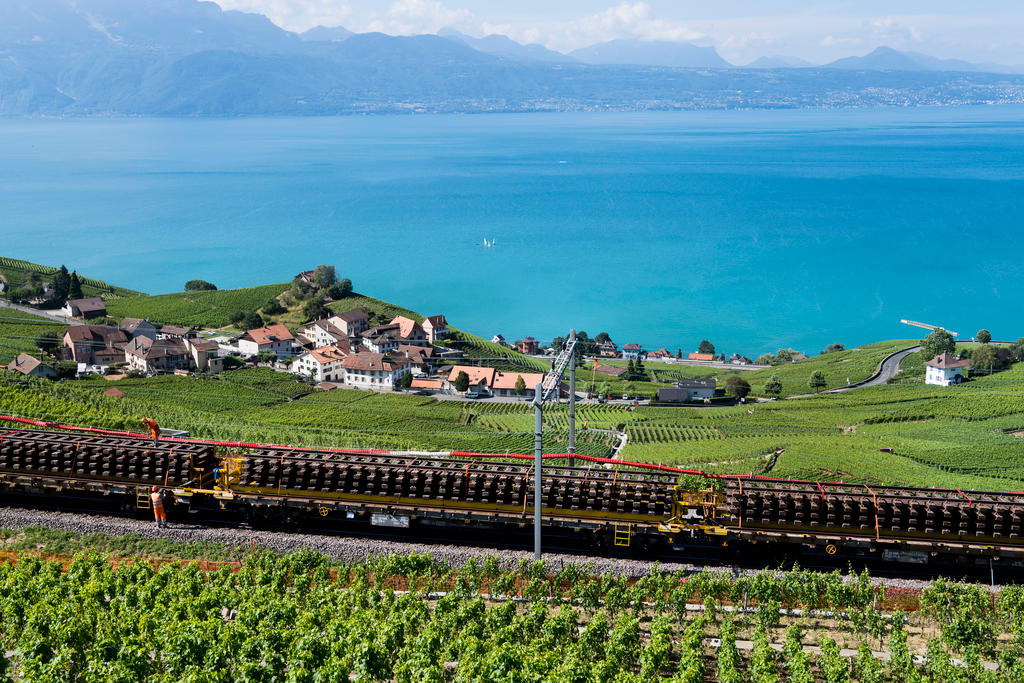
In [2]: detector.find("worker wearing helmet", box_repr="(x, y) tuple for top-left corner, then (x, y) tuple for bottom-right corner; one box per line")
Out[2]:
(150, 486), (168, 528)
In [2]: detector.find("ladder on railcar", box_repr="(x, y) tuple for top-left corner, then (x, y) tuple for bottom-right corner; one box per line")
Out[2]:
(135, 486), (151, 510)
(613, 523), (632, 547)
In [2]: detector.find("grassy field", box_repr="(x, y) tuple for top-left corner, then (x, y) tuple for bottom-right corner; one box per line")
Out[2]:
(0, 255), (143, 298)
(0, 307), (66, 365)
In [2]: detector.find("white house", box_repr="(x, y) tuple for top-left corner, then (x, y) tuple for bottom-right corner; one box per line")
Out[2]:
(299, 319), (347, 348)
(925, 353), (970, 386)
(621, 343), (644, 360)
(238, 324), (296, 359)
(342, 353), (412, 389)
(362, 333), (400, 354)
(293, 345), (349, 382)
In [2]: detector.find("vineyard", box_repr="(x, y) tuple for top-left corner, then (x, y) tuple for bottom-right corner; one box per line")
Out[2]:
(0, 255), (144, 298)
(5, 351), (1024, 489)
(0, 544), (1023, 681)
(104, 283), (291, 327)
(0, 308), (65, 365)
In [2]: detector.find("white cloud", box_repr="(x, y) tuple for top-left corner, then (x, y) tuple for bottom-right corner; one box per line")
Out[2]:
(365, 0), (472, 35)
(214, 0), (352, 33)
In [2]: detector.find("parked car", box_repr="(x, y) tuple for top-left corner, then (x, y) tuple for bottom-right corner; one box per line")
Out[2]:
(622, 394), (629, 400)
(465, 392), (481, 399)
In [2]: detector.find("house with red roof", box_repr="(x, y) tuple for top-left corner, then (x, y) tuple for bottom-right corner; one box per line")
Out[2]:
(238, 324), (295, 359)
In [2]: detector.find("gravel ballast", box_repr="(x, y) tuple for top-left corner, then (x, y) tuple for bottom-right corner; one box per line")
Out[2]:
(0, 505), (941, 588)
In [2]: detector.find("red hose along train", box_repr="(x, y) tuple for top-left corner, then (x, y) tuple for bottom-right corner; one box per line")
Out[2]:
(1, 418), (1023, 570)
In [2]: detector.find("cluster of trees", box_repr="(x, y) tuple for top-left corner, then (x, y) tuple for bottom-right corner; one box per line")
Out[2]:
(923, 327), (1021, 376)
(756, 348), (803, 366)
(820, 343), (845, 355)
(184, 279), (216, 291)
(4, 265), (84, 307)
(228, 310), (264, 330)
(284, 265), (353, 322)
(624, 356), (648, 381)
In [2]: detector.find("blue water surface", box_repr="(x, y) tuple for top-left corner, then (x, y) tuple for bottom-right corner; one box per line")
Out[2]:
(1, 106), (1023, 356)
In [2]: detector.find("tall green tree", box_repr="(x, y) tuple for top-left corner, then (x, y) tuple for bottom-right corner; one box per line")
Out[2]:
(977, 329), (992, 344)
(455, 371), (470, 392)
(399, 372), (413, 389)
(312, 264), (337, 289)
(776, 348), (793, 363)
(756, 353), (775, 366)
(52, 265), (71, 306)
(698, 340), (715, 355)
(763, 375), (783, 398)
(185, 280), (217, 291)
(922, 328), (956, 359)
(68, 272), (83, 300)
(970, 344), (1002, 374)
(808, 370), (827, 392)
(514, 375), (526, 396)
(594, 332), (611, 344)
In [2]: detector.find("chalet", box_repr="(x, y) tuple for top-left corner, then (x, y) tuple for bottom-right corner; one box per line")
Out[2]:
(62, 297), (106, 319)
(299, 319), (347, 348)
(925, 353), (970, 386)
(5, 353), (55, 379)
(342, 353), (412, 389)
(492, 372), (544, 398)
(293, 344), (349, 382)
(62, 325), (128, 365)
(294, 270), (316, 285)
(598, 342), (619, 357)
(445, 366), (496, 395)
(688, 353), (714, 362)
(125, 337), (190, 375)
(790, 352), (809, 362)
(729, 354), (753, 366)
(185, 338), (223, 374)
(621, 343), (644, 360)
(118, 318), (157, 341)
(238, 324), (295, 359)
(517, 337), (539, 355)
(328, 310), (369, 338)
(491, 334), (509, 347)
(423, 315), (448, 343)
(648, 348), (673, 360)
(157, 325), (197, 340)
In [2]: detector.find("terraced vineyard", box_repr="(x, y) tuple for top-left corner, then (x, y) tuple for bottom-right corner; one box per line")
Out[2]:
(0, 255), (143, 298)
(104, 283), (291, 327)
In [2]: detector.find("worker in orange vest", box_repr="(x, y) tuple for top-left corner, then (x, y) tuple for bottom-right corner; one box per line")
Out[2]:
(150, 486), (168, 528)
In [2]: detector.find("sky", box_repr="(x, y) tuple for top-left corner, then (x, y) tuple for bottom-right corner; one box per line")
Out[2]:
(212, 0), (1024, 65)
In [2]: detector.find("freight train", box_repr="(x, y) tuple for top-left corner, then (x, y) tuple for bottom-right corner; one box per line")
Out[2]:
(1, 425), (1023, 570)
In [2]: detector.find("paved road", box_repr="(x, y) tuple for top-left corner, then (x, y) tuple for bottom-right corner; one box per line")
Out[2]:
(786, 345), (921, 398)
(0, 300), (81, 326)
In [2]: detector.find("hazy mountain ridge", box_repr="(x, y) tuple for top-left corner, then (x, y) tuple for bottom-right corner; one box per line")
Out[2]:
(2, 0), (1024, 116)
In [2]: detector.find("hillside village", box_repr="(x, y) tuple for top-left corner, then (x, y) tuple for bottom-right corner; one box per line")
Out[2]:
(4, 261), (1017, 404)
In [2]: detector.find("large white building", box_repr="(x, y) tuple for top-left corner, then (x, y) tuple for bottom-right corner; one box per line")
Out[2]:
(342, 353), (412, 389)
(293, 344), (349, 382)
(238, 324), (295, 359)
(925, 353), (970, 386)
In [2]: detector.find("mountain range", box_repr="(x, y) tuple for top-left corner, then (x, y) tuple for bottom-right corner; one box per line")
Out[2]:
(1, 0), (1023, 116)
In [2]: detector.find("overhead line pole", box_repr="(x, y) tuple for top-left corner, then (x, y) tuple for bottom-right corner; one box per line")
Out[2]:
(568, 330), (576, 468)
(533, 381), (543, 561)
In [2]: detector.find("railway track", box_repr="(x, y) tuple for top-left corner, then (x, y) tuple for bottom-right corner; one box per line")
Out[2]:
(2, 426), (1024, 575)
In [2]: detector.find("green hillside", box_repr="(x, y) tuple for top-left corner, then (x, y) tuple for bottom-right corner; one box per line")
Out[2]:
(0, 256), (143, 299)
(105, 284), (291, 327)
(0, 308), (65, 365)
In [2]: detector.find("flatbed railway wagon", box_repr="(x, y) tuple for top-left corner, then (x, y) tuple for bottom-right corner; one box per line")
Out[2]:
(2, 426), (1024, 570)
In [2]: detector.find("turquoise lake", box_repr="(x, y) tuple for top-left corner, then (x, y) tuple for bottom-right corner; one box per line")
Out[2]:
(1, 106), (1023, 356)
